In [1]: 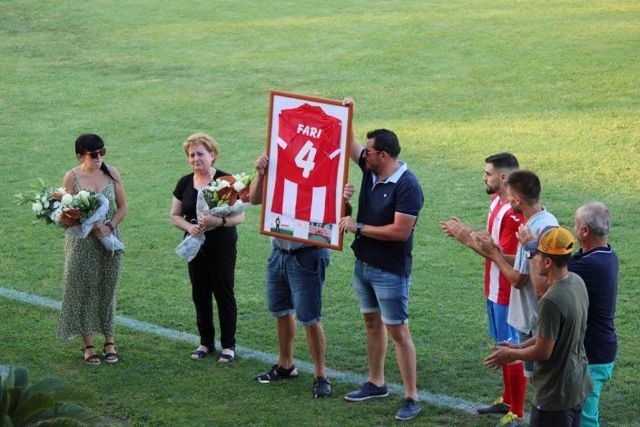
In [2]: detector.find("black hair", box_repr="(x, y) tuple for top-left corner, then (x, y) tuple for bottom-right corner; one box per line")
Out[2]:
(544, 253), (572, 268)
(366, 129), (401, 158)
(75, 133), (117, 182)
(485, 152), (519, 170)
(507, 170), (540, 205)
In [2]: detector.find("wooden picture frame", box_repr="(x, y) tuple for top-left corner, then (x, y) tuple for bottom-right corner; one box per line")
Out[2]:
(259, 90), (353, 250)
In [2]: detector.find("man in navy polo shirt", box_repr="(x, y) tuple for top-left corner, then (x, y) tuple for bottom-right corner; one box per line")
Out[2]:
(569, 202), (619, 427)
(339, 99), (424, 422)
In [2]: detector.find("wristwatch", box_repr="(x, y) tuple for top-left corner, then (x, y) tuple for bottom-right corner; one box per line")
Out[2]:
(105, 221), (114, 232)
(221, 217), (227, 227)
(355, 222), (364, 237)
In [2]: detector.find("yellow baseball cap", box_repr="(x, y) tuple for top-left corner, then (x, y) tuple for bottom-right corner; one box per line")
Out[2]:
(525, 226), (576, 258)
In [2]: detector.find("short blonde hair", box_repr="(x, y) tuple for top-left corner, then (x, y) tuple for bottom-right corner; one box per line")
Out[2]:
(183, 132), (219, 159)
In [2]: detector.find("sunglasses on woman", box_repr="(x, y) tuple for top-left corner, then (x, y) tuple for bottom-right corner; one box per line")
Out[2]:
(87, 148), (106, 159)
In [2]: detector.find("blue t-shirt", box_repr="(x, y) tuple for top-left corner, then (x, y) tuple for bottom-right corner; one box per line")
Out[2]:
(352, 151), (424, 277)
(568, 245), (619, 364)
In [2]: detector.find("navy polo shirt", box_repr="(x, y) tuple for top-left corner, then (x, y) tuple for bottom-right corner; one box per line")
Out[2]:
(352, 151), (424, 277)
(568, 245), (619, 364)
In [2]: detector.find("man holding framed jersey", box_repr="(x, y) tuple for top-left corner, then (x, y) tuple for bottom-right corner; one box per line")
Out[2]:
(339, 98), (424, 421)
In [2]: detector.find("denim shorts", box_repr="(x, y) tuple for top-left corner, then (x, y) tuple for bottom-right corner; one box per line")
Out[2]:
(352, 259), (410, 325)
(265, 247), (329, 327)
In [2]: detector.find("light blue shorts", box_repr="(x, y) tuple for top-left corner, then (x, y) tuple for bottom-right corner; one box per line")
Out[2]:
(352, 260), (410, 325)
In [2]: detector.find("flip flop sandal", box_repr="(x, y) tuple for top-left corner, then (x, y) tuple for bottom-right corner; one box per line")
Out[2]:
(82, 345), (101, 366)
(191, 348), (209, 360)
(103, 342), (119, 363)
(217, 351), (235, 363)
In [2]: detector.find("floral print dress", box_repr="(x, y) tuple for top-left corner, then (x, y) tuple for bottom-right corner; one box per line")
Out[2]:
(58, 176), (123, 339)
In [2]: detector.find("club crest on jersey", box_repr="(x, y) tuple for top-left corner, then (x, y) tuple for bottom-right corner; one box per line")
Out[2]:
(296, 123), (322, 139)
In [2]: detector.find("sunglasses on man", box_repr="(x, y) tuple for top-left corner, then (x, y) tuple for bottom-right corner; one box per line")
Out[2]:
(364, 148), (384, 157)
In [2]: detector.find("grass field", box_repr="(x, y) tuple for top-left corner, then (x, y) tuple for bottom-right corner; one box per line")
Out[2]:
(1, 1), (638, 425)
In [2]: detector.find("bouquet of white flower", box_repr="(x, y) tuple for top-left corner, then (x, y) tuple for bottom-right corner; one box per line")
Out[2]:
(176, 172), (254, 262)
(15, 179), (125, 252)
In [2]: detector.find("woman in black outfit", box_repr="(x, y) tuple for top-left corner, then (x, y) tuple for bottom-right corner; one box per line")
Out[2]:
(170, 132), (244, 363)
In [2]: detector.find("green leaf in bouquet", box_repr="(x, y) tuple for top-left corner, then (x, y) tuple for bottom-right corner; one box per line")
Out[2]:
(13, 193), (31, 206)
(243, 171), (257, 186)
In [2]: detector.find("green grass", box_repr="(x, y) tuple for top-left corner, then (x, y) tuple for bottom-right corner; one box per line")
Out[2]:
(1, 0), (639, 425)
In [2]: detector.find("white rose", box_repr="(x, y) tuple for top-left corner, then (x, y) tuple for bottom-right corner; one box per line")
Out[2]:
(50, 208), (62, 223)
(41, 195), (48, 203)
(42, 199), (50, 209)
(215, 180), (230, 191)
(53, 201), (60, 209)
(61, 193), (73, 206)
(232, 181), (245, 192)
(32, 202), (43, 214)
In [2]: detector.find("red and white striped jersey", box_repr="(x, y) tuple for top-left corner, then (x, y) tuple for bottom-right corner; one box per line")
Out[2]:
(484, 195), (523, 304)
(271, 104), (342, 223)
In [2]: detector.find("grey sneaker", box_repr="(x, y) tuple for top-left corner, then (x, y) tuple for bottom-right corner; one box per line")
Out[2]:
(344, 381), (389, 402)
(313, 376), (332, 398)
(477, 396), (510, 415)
(395, 398), (422, 421)
(256, 364), (299, 383)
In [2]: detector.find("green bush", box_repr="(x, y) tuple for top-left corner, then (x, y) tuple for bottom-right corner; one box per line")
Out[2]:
(0, 367), (100, 427)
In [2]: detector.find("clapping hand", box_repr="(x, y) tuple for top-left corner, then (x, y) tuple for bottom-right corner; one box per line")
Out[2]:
(441, 217), (474, 245)
(484, 345), (512, 369)
(471, 230), (501, 258)
(516, 224), (535, 245)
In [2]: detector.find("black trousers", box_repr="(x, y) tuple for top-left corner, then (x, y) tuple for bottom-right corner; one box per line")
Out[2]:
(187, 242), (237, 350)
(530, 403), (582, 427)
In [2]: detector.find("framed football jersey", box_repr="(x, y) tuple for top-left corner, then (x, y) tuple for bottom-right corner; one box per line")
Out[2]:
(260, 91), (353, 250)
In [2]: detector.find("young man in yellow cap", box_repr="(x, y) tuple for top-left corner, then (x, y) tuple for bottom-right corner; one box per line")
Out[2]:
(484, 226), (592, 427)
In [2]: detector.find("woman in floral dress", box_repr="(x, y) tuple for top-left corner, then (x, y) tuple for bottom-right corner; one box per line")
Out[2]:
(58, 134), (128, 365)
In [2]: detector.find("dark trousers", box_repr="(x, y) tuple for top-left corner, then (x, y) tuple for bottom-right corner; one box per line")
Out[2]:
(187, 244), (237, 350)
(530, 404), (582, 427)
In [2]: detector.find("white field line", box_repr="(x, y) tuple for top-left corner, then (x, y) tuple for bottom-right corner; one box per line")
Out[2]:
(1, 287), (484, 415)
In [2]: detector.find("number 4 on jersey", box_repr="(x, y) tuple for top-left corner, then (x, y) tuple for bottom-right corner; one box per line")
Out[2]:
(294, 140), (317, 178)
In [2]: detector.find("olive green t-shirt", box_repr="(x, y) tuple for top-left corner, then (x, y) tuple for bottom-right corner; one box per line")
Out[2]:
(533, 272), (593, 410)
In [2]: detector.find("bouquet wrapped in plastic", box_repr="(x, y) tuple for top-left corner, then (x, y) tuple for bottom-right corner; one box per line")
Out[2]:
(15, 179), (125, 252)
(176, 173), (254, 262)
